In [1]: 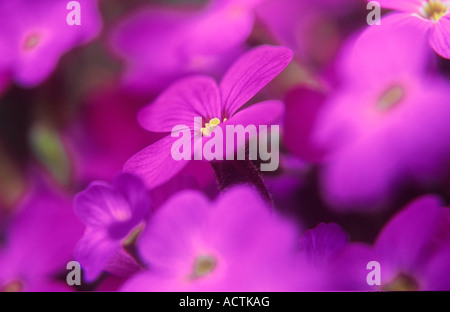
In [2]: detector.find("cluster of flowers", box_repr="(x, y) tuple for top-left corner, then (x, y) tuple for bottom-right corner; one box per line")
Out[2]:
(0, 0), (449, 291)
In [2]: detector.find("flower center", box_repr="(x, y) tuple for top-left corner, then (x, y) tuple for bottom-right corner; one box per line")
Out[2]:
(23, 33), (41, 51)
(382, 273), (419, 291)
(191, 255), (216, 279)
(422, 0), (449, 22)
(377, 85), (404, 111)
(2, 280), (24, 292)
(201, 118), (227, 136)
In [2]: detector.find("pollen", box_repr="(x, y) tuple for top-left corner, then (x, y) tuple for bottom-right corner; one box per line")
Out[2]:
(201, 118), (224, 136)
(422, 0), (449, 22)
(191, 255), (216, 279)
(2, 280), (24, 292)
(23, 33), (41, 51)
(377, 85), (404, 111)
(382, 273), (419, 291)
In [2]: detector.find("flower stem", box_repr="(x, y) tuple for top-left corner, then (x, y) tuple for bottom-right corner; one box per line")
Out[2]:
(210, 159), (273, 205)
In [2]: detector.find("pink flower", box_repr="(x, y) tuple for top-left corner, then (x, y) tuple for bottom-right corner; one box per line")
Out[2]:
(318, 195), (450, 291)
(123, 45), (293, 189)
(109, 0), (263, 93)
(74, 174), (150, 282)
(369, 0), (450, 58)
(285, 21), (450, 210)
(0, 0), (102, 88)
(121, 186), (300, 292)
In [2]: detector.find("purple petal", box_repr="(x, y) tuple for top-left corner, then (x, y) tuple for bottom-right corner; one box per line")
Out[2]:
(375, 196), (445, 274)
(338, 13), (432, 86)
(74, 183), (132, 228)
(219, 45), (293, 117)
(376, 0), (424, 12)
(123, 135), (191, 189)
(138, 76), (221, 132)
(298, 223), (349, 271)
(113, 173), (150, 223)
(75, 229), (119, 282)
(428, 15), (450, 59)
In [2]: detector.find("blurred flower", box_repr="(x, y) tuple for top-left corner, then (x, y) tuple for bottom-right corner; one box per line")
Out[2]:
(256, 0), (363, 67)
(109, 0), (263, 94)
(0, 0), (102, 88)
(0, 175), (83, 292)
(74, 173), (150, 282)
(319, 195), (450, 291)
(121, 186), (300, 291)
(124, 45), (292, 189)
(287, 22), (450, 210)
(375, 0), (450, 58)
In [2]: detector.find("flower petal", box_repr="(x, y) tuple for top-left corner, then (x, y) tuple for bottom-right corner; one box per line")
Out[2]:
(376, 0), (424, 13)
(219, 45), (293, 116)
(138, 76), (221, 132)
(428, 15), (450, 59)
(113, 173), (150, 223)
(123, 135), (191, 189)
(74, 182), (131, 228)
(75, 229), (119, 282)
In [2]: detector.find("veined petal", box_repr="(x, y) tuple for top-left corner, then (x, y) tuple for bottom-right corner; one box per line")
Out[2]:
(429, 15), (450, 59)
(219, 45), (293, 117)
(138, 76), (221, 132)
(226, 100), (285, 126)
(123, 135), (192, 189)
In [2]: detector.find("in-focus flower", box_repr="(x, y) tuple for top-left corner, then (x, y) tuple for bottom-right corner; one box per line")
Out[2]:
(74, 173), (150, 282)
(0, 177), (84, 292)
(121, 186), (300, 292)
(286, 22), (450, 210)
(372, 0), (450, 58)
(0, 0), (102, 88)
(318, 195), (450, 291)
(110, 0), (263, 94)
(124, 45), (292, 189)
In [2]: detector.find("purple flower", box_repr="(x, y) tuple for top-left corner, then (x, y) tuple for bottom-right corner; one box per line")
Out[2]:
(74, 173), (150, 282)
(121, 186), (300, 292)
(124, 45), (292, 189)
(0, 0), (102, 88)
(289, 22), (450, 210)
(373, 0), (450, 58)
(0, 179), (84, 292)
(256, 0), (363, 66)
(319, 195), (450, 291)
(109, 0), (263, 93)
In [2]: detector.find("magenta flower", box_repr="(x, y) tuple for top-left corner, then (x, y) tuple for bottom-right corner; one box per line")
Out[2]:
(319, 195), (450, 291)
(124, 45), (293, 189)
(121, 186), (300, 292)
(110, 0), (263, 93)
(289, 23), (450, 210)
(74, 173), (150, 282)
(373, 0), (450, 58)
(0, 0), (102, 88)
(0, 180), (84, 292)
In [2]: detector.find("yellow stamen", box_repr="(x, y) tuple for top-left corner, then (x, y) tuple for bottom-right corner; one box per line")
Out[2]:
(201, 118), (223, 136)
(422, 0), (449, 22)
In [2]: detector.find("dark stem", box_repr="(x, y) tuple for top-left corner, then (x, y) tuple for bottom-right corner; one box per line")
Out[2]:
(210, 159), (273, 206)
